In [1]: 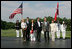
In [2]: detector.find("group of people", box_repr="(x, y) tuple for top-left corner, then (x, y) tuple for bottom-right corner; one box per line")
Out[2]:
(15, 17), (67, 42)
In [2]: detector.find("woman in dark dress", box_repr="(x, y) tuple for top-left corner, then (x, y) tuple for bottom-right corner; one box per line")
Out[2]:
(30, 19), (36, 41)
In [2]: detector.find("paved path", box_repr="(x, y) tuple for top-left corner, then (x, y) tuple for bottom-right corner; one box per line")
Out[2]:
(1, 37), (71, 48)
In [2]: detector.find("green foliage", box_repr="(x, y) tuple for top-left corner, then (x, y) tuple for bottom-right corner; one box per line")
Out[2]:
(1, 20), (15, 30)
(1, 16), (71, 31)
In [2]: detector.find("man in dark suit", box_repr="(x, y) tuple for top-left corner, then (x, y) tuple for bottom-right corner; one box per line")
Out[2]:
(26, 17), (31, 41)
(35, 17), (42, 42)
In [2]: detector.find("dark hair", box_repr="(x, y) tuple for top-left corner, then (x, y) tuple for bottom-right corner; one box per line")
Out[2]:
(37, 17), (39, 19)
(31, 19), (34, 20)
(44, 16), (47, 18)
(16, 20), (19, 23)
(16, 20), (19, 25)
(57, 20), (59, 23)
(27, 17), (29, 19)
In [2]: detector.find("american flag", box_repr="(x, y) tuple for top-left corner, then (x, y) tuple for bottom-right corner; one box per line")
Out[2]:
(9, 2), (23, 19)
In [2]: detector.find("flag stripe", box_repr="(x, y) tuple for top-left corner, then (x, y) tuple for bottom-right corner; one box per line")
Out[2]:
(9, 13), (16, 19)
(14, 8), (22, 14)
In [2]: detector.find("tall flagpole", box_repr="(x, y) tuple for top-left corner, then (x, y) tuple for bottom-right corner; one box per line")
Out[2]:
(22, 1), (23, 19)
(57, 2), (59, 21)
(58, 2), (59, 21)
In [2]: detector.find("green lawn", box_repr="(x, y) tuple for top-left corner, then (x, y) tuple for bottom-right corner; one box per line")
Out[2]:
(55, 31), (71, 38)
(1, 29), (16, 37)
(1, 29), (71, 38)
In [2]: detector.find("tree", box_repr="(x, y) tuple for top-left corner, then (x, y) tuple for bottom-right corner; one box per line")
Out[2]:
(1, 16), (71, 31)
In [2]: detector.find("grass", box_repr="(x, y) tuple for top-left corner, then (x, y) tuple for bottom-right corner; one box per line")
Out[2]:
(55, 31), (71, 38)
(1, 29), (17, 37)
(1, 29), (71, 38)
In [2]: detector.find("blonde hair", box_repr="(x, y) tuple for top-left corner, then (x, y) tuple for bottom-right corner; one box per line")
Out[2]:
(31, 19), (34, 23)
(21, 19), (25, 22)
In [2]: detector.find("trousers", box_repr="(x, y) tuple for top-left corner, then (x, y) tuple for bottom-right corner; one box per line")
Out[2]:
(44, 31), (49, 40)
(22, 29), (26, 40)
(56, 30), (60, 39)
(51, 30), (55, 41)
(62, 30), (66, 39)
(16, 30), (19, 37)
(21, 29), (23, 37)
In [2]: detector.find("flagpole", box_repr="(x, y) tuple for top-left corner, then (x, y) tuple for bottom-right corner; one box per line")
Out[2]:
(57, 2), (59, 21)
(22, 1), (23, 19)
(58, 2), (59, 21)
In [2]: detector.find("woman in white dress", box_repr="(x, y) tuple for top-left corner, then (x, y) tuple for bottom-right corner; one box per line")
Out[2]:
(50, 20), (57, 41)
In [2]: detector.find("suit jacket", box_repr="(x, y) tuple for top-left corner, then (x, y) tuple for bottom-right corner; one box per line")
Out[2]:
(50, 23), (56, 32)
(15, 23), (20, 30)
(26, 21), (31, 30)
(35, 21), (42, 31)
(30, 23), (35, 30)
(42, 21), (50, 32)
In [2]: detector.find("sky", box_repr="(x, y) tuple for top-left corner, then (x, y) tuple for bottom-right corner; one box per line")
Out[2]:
(1, 1), (71, 23)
